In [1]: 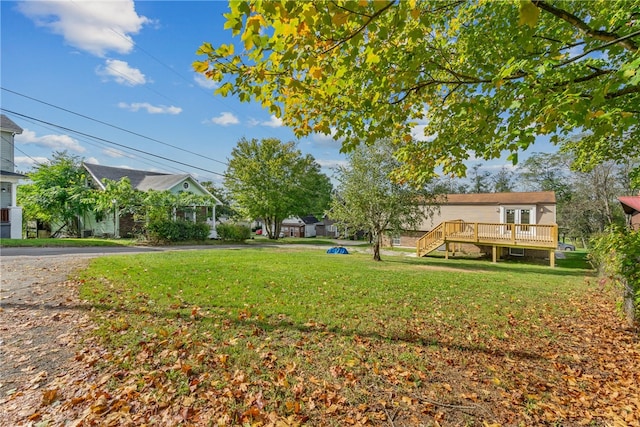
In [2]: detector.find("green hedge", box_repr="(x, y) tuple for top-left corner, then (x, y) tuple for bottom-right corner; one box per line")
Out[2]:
(147, 220), (209, 242)
(216, 223), (251, 241)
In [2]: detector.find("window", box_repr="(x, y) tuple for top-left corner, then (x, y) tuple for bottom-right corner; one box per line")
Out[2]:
(501, 206), (536, 235)
(509, 247), (525, 257)
(183, 181), (190, 190)
(392, 235), (401, 245)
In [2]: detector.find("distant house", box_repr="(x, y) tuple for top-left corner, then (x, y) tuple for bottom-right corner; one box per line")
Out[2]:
(0, 114), (25, 239)
(81, 163), (222, 238)
(301, 215), (319, 237)
(391, 191), (559, 265)
(280, 215), (320, 238)
(315, 215), (340, 238)
(618, 196), (640, 230)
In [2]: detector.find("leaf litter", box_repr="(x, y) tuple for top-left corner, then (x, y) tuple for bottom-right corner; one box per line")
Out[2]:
(1, 256), (639, 426)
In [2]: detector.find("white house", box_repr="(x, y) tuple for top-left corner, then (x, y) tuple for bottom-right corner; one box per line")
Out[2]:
(82, 163), (222, 238)
(0, 114), (25, 239)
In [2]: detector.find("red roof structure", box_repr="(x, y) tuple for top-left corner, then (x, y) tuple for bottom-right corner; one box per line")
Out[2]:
(618, 196), (640, 230)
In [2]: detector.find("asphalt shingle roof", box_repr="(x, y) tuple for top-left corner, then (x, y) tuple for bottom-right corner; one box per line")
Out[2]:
(84, 163), (170, 190)
(436, 191), (556, 205)
(0, 114), (23, 134)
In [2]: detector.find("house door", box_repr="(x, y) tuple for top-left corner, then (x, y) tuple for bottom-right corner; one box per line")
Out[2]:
(505, 208), (533, 235)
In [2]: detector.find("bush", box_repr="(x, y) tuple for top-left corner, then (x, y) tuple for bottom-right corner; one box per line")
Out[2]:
(216, 223), (251, 241)
(590, 226), (640, 327)
(147, 220), (209, 243)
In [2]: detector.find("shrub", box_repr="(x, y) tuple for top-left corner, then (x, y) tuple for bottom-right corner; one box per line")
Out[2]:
(590, 226), (640, 327)
(147, 220), (209, 243)
(216, 223), (251, 241)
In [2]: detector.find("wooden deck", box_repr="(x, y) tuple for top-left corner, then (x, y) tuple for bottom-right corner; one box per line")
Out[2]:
(416, 221), (559, 267)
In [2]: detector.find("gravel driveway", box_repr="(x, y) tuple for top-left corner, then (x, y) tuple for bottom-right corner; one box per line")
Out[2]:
(0, 254), (96, 425)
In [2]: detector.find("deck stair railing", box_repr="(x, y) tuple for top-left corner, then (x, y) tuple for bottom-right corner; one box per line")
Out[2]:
(416, 220), (464, 257)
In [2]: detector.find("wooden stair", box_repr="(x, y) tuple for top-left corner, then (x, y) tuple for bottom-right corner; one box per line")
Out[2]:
(416, 221), (456, 257)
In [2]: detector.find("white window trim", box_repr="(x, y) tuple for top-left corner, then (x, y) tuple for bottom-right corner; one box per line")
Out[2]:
(499, 205), (537, 225)
(499, 205), (537, 236)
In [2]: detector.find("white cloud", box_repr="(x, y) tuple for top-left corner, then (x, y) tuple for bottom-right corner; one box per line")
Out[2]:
(102, 148), (126, 158)
(210, 112), (239, 126)
(15, 129), (85, 153)
(17, 0), (149, 57)
(312, 127), (343, 144)
(85, 157), (100, 164)
(246, 116), (284, 128)
(315, 159), (348, 170)
(15, 156), (50, 170)
(118, 102), (182, 115)
(261, 115), (283, 128)
(97, 59), (146, 86)
(194, 73), (219, 90)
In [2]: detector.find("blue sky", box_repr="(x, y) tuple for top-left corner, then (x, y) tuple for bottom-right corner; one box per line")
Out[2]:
(1, 0), (550, 186)
(1, 0), (349, 184)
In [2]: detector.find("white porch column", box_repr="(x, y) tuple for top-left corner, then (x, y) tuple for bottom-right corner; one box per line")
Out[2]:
(10, 182), (17, 207)
(9, 206), (23, 239)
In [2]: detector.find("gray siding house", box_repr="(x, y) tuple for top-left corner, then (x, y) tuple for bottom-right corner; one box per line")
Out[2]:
(0, 114), (25, 239)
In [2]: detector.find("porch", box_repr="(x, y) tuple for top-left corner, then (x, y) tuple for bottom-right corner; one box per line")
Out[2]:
(417, 220), (559, 267)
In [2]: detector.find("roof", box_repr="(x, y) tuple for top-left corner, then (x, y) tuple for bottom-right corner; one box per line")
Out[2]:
(83, 162), (221, 204)
(0, 170), (26, 179)
(435, 191), (556, 205)
(618, 196), (640, 215)
(301, 215), (319, 225)
(0, 114), (23, 134)
(83, 163), (167, 190)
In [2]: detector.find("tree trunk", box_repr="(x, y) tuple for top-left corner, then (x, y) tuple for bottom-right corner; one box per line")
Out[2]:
(622, 278), (637, 327)
(372, 232), (382, 261)
(273, 221), (282, 240)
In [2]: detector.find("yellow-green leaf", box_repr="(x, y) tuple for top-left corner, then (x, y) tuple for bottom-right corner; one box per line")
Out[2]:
(366, 51), (381, 64)
(519, 0), (540, 28)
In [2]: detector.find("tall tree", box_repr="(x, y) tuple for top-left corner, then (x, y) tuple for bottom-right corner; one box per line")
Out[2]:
(492, 167), (516, 193)
(519, 152), (573, 201)
(194, 0), (639, 183)
(224, 138), (332, 239)
(18, 151), (95, 237)
(467, 164), (492, 193)
(329, 141), (430, 261)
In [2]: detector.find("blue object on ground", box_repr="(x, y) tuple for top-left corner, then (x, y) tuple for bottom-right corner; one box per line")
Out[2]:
(327, 246), (349, 254)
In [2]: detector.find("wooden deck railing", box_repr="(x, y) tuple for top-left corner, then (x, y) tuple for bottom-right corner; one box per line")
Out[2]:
(417, 221), (558, 257)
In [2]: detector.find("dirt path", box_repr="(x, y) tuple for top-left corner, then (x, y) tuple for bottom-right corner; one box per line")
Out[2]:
(0, 255), (96, 425)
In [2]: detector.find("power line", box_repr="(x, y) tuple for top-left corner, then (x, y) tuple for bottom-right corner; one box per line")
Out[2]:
(1, 109), (227, 178)
(16, 111), (208, 176)
(1, 87), (228, 167)
(13, 144), (44, 168)
(6, 111), (194, 176)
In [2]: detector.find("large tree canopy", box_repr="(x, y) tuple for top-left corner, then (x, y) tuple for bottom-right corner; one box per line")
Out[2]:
(18, 151), (95, 237)
(224, 137), (332, 239)
(194, 0), (639, 183)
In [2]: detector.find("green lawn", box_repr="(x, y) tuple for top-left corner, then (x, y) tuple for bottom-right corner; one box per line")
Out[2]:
(0, 237), (138, 247)
(68, 247), (639, 426)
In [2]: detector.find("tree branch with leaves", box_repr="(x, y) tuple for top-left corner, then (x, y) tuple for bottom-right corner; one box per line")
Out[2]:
(194, 0), (639, 183)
